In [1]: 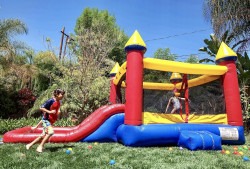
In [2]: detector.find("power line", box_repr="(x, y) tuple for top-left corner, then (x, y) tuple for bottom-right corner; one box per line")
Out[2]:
(146, 49), (250, 59)
(177, 53), (207, 58)
(145, 29), (212, 42)
(146, 52), (208, 58)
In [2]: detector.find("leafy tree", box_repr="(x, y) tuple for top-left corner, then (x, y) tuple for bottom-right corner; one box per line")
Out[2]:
(153, 48), (177, 61)
(33, 51), (60, 94)
(28, 9), (123, 121)
(183, 55), (200, 81)
(74, 8), (128, 65)
(29, 9), (125, 121)
(203, 0), (249, 51)
(46, 59), (113, 122)
(185, 55), (199, 63)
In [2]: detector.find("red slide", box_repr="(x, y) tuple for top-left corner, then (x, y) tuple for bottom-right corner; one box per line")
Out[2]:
(3, 104), (125, 143)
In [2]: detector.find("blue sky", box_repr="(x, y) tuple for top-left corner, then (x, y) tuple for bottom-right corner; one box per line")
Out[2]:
(0, 0), (212, 61)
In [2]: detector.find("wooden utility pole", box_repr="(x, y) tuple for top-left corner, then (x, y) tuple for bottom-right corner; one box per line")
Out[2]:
(59, 26), (65, 61)
(62, 36), (69, 62)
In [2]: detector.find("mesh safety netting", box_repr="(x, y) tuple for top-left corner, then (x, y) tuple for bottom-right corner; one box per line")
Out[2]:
(143, 80), (225, 115)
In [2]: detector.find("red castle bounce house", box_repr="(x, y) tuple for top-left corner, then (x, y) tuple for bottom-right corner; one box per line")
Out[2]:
(4, 30), (245, 150)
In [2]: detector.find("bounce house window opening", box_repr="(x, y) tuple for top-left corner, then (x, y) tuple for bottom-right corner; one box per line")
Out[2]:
(143, 80), (225, 115)
(119, 88), (126, 104)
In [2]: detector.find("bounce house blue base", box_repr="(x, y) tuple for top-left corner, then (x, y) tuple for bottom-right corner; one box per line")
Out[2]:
(81, 113), (245, 150)
(116, 123), (245, 149)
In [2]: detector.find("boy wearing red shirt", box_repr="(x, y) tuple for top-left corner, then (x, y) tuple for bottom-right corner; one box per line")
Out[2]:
(26, 89), (65, 153)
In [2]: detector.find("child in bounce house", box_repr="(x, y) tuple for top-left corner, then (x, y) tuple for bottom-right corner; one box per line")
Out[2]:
(165, 92), (185, 114)
(26, 89), (65, 153)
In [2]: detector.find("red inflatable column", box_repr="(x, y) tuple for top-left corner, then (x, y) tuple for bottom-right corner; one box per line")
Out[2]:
(109, 63), (120, 104)
(215, 42), (243, 126)
(124, 30), (147, 125)
(183, 74), (189, 123)
(109, 76), (116, 104)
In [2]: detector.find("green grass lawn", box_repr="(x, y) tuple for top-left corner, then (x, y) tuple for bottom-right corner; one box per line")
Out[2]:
(1, 135), (250, 169)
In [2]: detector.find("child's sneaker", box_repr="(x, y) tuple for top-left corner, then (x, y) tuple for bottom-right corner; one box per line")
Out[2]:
(36, 146), (43, 153)
(26, 144), (31, 150)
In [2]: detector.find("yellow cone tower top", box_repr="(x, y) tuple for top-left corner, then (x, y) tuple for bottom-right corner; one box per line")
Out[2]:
(215, 42), (237, 64)
(109, 62), (120, 76)
(170, 72), (182, 84)
(174, 92), (180, 97)
(124, 30), (147, 53)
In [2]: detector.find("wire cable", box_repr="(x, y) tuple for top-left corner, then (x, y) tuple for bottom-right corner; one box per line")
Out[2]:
(145, 29), (212, 42)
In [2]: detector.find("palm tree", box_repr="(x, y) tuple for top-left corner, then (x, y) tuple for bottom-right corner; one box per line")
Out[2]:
(237, 52), (250, 84)
(199, 31), (247, 63)
(199, 32), (250, 94)
(0, 19), (28, 69)
(199, 34), (220, 63)
(20, 50), (39, 89)
(203, 0), (249, 51)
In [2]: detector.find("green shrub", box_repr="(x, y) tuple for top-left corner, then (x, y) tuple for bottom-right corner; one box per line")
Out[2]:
(16, 88), (36, 117)
(240, 86), (250, 132)
(0, 87), (18, 119)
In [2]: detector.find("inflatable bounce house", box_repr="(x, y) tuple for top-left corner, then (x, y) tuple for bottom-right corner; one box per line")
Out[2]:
(3, 30), (245, 150)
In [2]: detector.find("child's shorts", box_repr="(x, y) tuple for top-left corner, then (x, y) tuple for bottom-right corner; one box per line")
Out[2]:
(41, 119), (54, 136)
